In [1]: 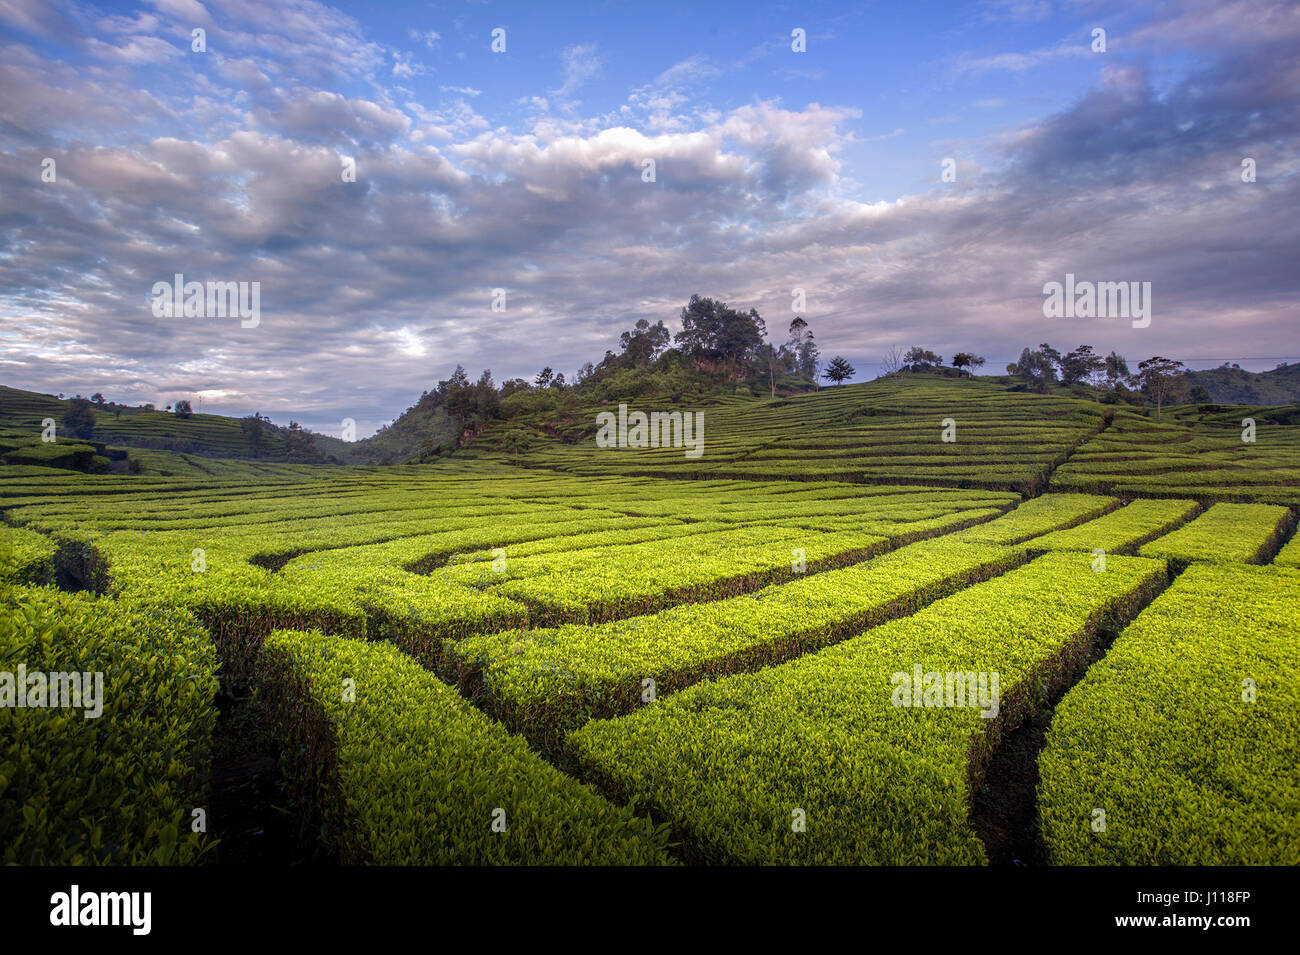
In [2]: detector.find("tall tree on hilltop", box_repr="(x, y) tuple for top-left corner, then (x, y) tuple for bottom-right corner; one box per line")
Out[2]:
(788, 317), (820, 387)
(1104, 351), (1130, 387)
(1008, 346), (1058, 393)
(618, 319), (671, 366)
(757, 342), (792, 399)
(674, 295), (766, 379)
(62, 397), (96, 439)
(240, 412), (267, 457)
(1061, 345), (1104, 386)
(823, 355), (855, 386)
(1134, 356), (1188, 421)
(439, 365), (475, 430)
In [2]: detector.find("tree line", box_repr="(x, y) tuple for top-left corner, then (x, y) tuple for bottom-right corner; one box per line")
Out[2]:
(885, 342), (1194, 420)
(425, 294), (863, 442)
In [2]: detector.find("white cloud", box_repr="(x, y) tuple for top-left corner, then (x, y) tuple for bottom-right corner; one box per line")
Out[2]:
(555, 43), (602, 97)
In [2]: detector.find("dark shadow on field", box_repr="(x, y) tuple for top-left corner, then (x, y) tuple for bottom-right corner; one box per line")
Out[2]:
(209, 686), (334, 866)
(970, 558), (1183, 866)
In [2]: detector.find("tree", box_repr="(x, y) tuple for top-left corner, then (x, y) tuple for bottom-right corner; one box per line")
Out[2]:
(787, 317), (809, 351)
(823, 355), (856, 386)
(797, 335), (819, 387)
(1060, 345), (1103, 386)
(903, 347), (943, 372)
(90, 393), (106, 406)
(1008, 346), (1057, 392)
(674, 295), (766, 378)
(881, 345), (904, 376)
(947, 353), (986, 376)
(439, 365), (475, 429)
(757, 342), (790, 399)
(970, 355), (986, 375)
(618, 319), (671, 366)
(1037, 343), (1063, 379)
(1134, 357), (1188, 421)
(787, 318), (819, 385)
(282, 420), (325, 463)
(501, 430), (530, 464)
(474, 369), (500, 420)
(240, 413), (267, 457)
(534, 367), (554, 389)
(62, 397), (96, 439)
(1189, 384), (1212, 403)
(173, 399), (193, 418)
(1103, 351), (1130, 387)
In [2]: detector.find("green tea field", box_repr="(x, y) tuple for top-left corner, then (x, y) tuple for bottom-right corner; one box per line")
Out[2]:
(3, 376), (1297, 866)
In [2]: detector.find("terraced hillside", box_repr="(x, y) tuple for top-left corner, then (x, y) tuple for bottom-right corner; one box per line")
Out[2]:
(465, 376), (1107, 493)
(2, 375), (1297, 865)
(0, 384), (288, 459)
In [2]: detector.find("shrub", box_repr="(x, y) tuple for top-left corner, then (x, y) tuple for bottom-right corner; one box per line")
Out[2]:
(0, 584), (219, 864)
(258, 629), (674, 865)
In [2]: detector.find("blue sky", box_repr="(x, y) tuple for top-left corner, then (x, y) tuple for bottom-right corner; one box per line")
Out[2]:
(1, 0), (1297, 435)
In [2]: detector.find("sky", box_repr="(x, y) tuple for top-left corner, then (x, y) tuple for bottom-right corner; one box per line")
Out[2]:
(1, 0), (1297, 436)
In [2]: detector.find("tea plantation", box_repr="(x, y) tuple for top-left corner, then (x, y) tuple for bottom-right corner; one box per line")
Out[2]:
(2, 376), (1297, 865)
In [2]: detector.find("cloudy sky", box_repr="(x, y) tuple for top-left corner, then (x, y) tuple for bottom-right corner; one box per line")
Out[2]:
(1, 0), (1297, 435)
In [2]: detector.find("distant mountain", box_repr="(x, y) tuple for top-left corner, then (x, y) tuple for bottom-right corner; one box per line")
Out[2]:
(1186, 363), (1300, 405)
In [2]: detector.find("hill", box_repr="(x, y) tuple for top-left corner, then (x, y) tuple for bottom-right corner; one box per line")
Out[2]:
(0, 385), (288, 460)
(1186, 363), (1300, 404)
(0, 383), (459, 468)
(448, 373), (1300, 505)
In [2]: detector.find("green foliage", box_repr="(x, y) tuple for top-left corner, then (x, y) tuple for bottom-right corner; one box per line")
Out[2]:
(62, 397), (97, 439)
(3, 371), (1297, 867)
(0, 524), (59, 584)
(1039, 563), (1300, 864)
(450, 538), (1026, 747)
(0, 385), (289, 459)
(1138, 502), (1293, 564)
(0, 583), (219, 864)
(1273, 532), (1300, 568)
(823, 355), (855, 384)
(673, 294), (766, 377)
(258, 629), (674, 865)
(1052, 407), (1300, 505)
(571, 552), (1166, 864)
(946, 493), (1118, 544)
(1028, 498), (1202, 553)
